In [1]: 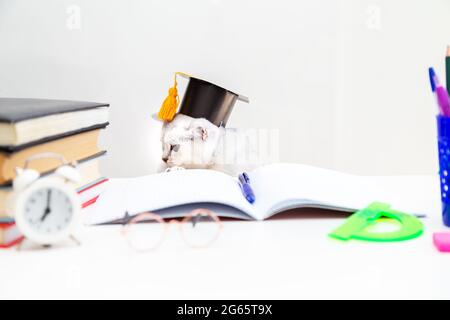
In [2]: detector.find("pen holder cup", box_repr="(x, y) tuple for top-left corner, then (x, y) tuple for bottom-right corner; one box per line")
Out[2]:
(437, 115), (450, 226)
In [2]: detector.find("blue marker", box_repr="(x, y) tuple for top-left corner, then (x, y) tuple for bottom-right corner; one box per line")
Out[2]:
(429, 67), (437, 92)
(238, 172), (255, 204)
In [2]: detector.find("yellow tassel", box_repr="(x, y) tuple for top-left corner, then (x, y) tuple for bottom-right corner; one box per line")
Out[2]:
(157, 86), (179, 121)
(157, 72), (193, 122)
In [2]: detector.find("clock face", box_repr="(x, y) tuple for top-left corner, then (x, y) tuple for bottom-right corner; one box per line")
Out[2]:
(23, 186), (74, 236)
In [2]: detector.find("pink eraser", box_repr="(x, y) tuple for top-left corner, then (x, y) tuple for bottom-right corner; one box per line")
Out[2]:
(433, 233), (450, 252)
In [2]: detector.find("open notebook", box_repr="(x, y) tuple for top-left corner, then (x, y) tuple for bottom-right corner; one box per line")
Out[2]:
(86, 163), (440, 225)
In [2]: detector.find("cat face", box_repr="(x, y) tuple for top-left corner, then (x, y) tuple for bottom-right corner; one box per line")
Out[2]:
(161, 114), (221, 168)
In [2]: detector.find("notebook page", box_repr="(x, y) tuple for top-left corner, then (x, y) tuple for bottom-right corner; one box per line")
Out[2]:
(249, 163), (439, 219)
(85, 169), (255, 225)
(249, 164), (360, 219)
(154, 203), (254, 220)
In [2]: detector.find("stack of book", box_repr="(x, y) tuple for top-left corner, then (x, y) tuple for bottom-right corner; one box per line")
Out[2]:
(0, 98), (110, 246)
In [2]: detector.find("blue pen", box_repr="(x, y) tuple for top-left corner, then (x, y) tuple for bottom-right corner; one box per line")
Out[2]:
(429, 67), (437, 92)
(238, 172), (255, 204)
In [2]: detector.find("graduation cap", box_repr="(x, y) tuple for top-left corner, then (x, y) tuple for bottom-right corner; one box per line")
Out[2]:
(157, 72), (249, 127)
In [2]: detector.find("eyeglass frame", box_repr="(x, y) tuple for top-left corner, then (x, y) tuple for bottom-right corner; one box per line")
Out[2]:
(121, 208), (223, 251)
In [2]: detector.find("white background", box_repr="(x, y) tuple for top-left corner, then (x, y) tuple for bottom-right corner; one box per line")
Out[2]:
(0, 0), (449, 177)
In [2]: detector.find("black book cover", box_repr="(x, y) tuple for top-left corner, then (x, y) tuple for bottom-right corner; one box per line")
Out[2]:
(0, 98), (109, 123)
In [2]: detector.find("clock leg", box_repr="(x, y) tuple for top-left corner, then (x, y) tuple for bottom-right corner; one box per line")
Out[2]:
(70, 234), (81, 246)
(16, 239), (25, 251)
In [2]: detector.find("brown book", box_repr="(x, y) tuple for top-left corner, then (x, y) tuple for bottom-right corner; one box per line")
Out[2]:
(0, 129), (104, 185)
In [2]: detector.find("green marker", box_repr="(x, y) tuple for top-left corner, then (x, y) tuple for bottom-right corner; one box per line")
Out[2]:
(329, 202), (424, 242)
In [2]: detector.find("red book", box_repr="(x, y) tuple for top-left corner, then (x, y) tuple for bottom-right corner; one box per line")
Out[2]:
(78, 178), (109, 208)
(0, 222), (24, 248)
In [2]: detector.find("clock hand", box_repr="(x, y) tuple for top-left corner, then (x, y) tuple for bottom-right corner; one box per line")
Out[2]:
(46, 189), (51, 210)
(41, 190), (52, 222)
(40, 207), (51, 222)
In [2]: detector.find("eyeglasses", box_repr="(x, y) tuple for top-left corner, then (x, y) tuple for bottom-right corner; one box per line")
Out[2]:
(121, 209), (223, 252)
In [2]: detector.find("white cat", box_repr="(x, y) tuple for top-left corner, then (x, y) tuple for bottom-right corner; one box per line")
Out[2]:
(160, 114), (261, 175)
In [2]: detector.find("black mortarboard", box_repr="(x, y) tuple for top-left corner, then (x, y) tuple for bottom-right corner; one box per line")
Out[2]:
(157, 72), (249, 127)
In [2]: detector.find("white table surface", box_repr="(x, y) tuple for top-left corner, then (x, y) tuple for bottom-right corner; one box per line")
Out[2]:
(1, 206), (450, 300)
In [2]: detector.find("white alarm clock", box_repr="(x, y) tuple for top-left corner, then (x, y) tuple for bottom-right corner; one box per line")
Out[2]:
(8, 153), (82, 246)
